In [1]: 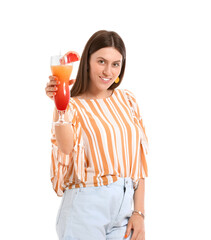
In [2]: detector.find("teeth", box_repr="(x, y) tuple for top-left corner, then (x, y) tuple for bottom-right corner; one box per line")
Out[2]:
(101, 77), (110, 81)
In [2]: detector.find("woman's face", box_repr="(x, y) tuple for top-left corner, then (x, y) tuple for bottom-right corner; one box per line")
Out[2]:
(88, 47), (122, 93)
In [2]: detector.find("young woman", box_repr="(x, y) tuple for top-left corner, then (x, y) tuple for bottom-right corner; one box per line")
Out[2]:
(45, 30), (149, 240)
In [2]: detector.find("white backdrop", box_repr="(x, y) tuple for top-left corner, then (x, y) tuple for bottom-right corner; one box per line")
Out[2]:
(0, 0), (211, 239)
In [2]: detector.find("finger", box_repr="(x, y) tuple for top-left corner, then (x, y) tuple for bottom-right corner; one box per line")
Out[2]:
(69, 79), (76, 85)
(48, 76), (60, 86)
(49, 75), (58, 81)
(124, 224), (132, 239)
(46, 91), (56, 98)
(130, 231), (138, 240)
(49, 95), (55, 100)
(46, 80), (60, 88)
(46, 86), (58, 92)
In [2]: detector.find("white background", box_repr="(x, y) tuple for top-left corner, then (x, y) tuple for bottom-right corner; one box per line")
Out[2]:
(0, 0), (211, 239)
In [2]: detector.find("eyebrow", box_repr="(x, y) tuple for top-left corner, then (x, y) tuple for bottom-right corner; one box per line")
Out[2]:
(97, 57), (121, 62)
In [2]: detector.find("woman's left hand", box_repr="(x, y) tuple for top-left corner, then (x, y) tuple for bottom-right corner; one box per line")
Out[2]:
(124, 214), (145, 240)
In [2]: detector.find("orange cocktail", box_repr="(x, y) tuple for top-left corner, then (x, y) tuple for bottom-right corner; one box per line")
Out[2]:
(51, 65), (73, 111)
(50, 51), (79, 125)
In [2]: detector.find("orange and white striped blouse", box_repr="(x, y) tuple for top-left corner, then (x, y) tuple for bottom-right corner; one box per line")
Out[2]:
(50, 88), (148, 197)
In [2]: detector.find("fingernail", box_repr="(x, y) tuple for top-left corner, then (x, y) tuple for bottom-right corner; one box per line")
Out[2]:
(53, 92), (56, 96)
(124, 234), (128, 238)
(57, 81), (60, 84)
(54, 87), (58, 90)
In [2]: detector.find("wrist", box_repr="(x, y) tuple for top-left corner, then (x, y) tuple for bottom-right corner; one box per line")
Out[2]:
(132, 210), (145, 220)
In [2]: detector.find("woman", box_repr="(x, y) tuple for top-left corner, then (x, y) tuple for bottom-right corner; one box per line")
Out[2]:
(46, 30), (149, 240)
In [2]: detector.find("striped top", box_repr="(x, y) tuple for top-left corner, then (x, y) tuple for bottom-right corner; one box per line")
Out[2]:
(50, 88), (148, 197)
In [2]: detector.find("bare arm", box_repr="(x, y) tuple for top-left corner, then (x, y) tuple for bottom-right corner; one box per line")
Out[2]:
(53, 107), (74, 155)
(133, 178), (145, 216)
(46, 76), (76, 155)
(124, 179), (146, 238)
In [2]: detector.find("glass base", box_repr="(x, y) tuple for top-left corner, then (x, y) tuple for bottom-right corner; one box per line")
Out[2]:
(53, 120), (72, 126)
(53, 110), (71, 126)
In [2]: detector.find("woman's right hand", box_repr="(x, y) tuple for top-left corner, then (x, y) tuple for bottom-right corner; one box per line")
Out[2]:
(45, 76), (76, 100)
(45, 76), (60, 100)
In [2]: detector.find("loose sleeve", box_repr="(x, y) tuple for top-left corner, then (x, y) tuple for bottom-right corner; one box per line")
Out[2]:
(124, 89), (149, 183)
(50, 99), (85, 197)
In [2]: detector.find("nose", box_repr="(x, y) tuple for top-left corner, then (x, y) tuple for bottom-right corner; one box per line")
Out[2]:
(103, 64), (112, 76)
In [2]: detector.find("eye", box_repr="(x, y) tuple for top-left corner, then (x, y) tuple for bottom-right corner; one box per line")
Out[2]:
(98, 60), (105, 64)
(113, 62), (120, 67)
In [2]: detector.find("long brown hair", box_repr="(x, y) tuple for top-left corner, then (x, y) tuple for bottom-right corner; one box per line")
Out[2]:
(70, 30), (126, 97)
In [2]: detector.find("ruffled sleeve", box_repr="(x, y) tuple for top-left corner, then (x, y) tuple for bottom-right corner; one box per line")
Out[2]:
(50, 99), (86, 197)
(124, 89), (149, 184)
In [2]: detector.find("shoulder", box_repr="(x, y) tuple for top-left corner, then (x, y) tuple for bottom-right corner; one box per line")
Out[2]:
(68, 97), (77, 109)
(120, 89), (141, 115)
(119, 88), (138, 103)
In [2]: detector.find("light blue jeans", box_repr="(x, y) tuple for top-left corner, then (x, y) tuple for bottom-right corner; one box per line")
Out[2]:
(56, 177), (134, 240)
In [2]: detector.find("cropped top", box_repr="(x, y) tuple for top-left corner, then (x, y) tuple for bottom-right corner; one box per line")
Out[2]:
(50, 88), (148, 196)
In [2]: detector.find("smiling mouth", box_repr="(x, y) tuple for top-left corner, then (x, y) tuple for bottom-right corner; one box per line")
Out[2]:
(100, 76), (112, 82)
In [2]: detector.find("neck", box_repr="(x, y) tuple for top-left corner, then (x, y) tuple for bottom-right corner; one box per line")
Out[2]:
(85, 88), (113, 99)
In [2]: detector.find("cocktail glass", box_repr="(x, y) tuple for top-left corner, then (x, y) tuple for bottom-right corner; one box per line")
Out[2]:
(50, 55), (73, 125)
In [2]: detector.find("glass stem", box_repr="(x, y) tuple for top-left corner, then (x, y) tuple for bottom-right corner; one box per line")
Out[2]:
(58, 110), (65, 123)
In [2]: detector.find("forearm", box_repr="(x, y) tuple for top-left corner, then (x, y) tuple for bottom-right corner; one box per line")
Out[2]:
(133, 178), (145, 214)
(54, 108), (74, 155)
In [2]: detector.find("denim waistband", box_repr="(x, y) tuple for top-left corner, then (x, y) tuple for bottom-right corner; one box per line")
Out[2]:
(109, 177), (133, 189)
